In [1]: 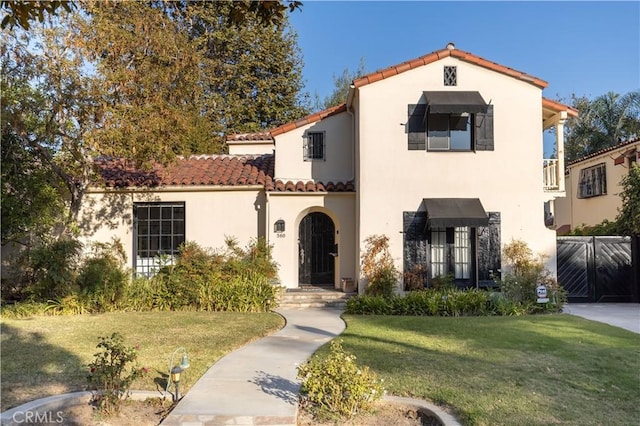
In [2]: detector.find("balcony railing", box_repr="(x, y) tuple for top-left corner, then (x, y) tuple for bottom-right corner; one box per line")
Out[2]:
(543, 159), (560, 191)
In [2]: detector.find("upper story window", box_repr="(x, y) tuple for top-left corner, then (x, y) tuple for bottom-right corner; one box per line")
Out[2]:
(407, 91), (493, 152)
(578, 163), (606, 198)
(427, 113), (472, 150)
(444, 66), (457, 86)
(304, 131), (325, 161)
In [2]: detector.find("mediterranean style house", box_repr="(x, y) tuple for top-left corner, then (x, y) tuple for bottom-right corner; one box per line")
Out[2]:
(553, 138), (639, 234)
(81, 43), (578, 292)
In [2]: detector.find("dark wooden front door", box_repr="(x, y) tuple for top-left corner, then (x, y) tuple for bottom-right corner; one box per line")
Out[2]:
(299, 212), (335, 285)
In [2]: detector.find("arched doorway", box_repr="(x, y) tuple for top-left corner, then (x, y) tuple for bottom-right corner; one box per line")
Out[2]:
(298, 212), (335, 286)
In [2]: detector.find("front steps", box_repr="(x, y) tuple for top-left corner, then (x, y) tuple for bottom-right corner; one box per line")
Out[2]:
(278, 287), (356, 309)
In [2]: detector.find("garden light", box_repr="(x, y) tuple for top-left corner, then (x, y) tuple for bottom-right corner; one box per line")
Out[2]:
(166, 347), (190, 401)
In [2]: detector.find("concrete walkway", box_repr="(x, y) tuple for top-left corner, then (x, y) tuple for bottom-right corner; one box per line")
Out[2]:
(161, 308), (346, 426)
(563, 303), (640, 334)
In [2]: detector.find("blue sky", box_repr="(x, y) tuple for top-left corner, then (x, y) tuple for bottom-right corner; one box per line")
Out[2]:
(290, 1), (640, 105)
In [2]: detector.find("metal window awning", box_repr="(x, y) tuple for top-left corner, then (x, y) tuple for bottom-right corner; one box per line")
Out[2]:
(423, 91), (489, 114)
(423, 198), (489, 228)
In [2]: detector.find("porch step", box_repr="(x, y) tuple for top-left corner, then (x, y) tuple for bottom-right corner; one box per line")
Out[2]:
(277, 289), (356, 309)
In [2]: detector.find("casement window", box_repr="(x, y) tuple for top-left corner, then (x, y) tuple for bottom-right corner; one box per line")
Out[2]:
(304, 131), (325, 161)
(133, 202), (185, 277)
(407, 91), (493, 152)
(577, 163), (606, 198)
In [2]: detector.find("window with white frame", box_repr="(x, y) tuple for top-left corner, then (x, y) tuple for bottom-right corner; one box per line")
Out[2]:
(577, 163), (607, 198)
(134, 202), (185, 277)
(304, 131), (325, 161)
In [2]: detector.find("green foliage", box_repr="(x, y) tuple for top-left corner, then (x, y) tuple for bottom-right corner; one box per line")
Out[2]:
(430, 273), (455, 290)
(498, 240), (565, 312)
(147, 238), (280, 312)
(297, 339), (384, 421)
(361, 235), (399, 299)
(346, 289), (494, 316)
(565, 91), (640, 163)
(28, 238), (83, 300)
(75, 240), (129, 312)
(315, 57), (367, 110)
(87, 333), (147, 416)
(616, 163), (640, 236)
(566, 219), (619, 236)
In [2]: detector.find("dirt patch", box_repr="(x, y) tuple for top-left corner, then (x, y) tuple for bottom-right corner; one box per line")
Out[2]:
(297, 400), (443, 426)
(27, 398), (171, 426)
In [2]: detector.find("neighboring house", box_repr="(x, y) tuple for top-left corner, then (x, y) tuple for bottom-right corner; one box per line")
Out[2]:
(554, 138), (640, 234)
(81, 43), (577, 292)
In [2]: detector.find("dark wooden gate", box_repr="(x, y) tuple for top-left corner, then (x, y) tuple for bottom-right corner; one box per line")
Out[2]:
(299, 212), (335, 286)
(557, 236), (634, 302)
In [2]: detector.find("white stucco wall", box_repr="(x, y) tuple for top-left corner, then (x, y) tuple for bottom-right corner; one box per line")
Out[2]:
(265, 193), (356, 288)
(355, 56), (557, 278)
(79, 187), (266, 270)
(274, 112), (354, 183)
(227, 140), (275, 155)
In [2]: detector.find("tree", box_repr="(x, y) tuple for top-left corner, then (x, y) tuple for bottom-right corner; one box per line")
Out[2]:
(1, 2), (308, 243)
(183, 1), (308, 136)
(565, 91), (640, 162)
(1, 0), (303, 30)
(315, 58), (367, 110)
(616, 163), (640, 237)
(76, 1), (222, 159)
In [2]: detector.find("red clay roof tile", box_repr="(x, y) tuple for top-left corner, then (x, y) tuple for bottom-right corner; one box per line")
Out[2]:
(353, 47), (548, 90)
(96, 154), (354, 193)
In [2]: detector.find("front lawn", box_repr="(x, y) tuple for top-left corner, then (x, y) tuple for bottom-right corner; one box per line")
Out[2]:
(337, 314), (640, 426)
(0, 311), (284, 410)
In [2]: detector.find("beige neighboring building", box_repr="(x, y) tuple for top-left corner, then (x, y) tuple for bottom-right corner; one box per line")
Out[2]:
(554, 139), (640, 234)
(81, 44), (577, 292)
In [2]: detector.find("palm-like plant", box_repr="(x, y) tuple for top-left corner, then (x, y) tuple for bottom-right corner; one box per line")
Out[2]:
(565, 90), (640, 163)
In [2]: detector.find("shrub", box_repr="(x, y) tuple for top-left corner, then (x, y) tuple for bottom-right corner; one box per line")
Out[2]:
(28, 238), (83, 300)
(87, 333), (147, 416)
(76, 239), (129, 312)
(298, 339), (384, 421)
(361, 235), (399, 299)
(498, 240), (566, 312)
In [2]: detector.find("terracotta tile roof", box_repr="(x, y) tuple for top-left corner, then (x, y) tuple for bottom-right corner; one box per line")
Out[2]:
(270, 104), (347, 137)
(266, 179), (355, 193)
(567, 138), (640, 166)
(542, 97), (579, 117)
(226, 132), (273, 142)
(353, 47), (549, 90)
(95, 154), (355, 193)
(96, 154), (275, 188)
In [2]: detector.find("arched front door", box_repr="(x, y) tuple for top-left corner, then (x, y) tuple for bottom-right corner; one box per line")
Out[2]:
(298, 212), (335, 286)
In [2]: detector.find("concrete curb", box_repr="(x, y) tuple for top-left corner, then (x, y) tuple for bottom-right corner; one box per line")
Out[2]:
(0, 390), (165, 426)
(383, 395), (462, 426)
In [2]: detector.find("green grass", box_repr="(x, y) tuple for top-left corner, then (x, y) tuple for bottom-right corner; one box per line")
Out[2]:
(335, 314), (640, 426)
(1, 311), (284, 411)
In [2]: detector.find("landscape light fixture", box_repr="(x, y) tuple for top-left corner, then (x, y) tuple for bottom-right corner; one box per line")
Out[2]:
(166, 347), (190, 401)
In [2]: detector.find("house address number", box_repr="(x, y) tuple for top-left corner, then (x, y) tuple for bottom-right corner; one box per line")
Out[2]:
(276, 233), (286, 238)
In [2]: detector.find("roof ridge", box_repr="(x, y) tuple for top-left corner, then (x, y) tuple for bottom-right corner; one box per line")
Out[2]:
(568, 138), (640, 166)
(353, 46), (548, 90)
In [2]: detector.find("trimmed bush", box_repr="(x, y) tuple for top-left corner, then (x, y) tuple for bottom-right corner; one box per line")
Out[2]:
(298, 339), (384, 421)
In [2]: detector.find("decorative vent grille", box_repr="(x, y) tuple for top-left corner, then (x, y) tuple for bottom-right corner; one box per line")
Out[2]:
(444, 66), (457, 86)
